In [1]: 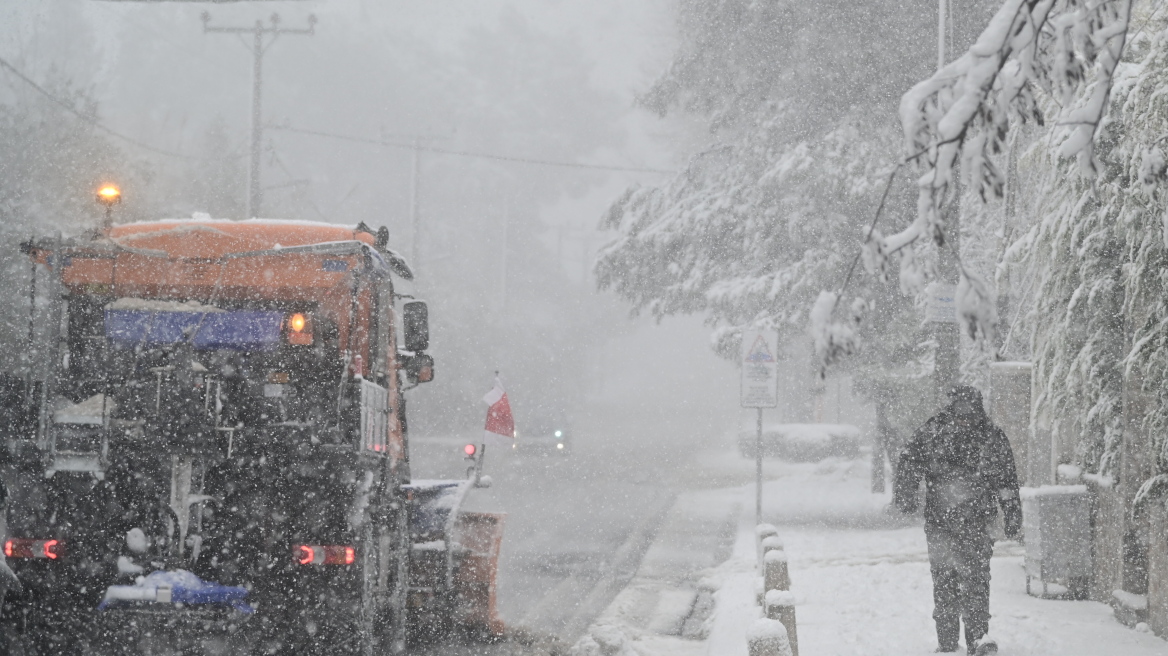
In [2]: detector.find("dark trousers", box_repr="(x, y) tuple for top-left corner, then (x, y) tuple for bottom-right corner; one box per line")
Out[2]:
(926, 525), (993, 649)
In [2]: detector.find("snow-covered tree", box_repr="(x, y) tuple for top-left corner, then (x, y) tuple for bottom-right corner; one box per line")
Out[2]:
(1010, 13), (1168, 484)
(598, 0), (936, 352)
(0, 78), (153, 373)
(859, 0), (1134, 341)
(596, 0), (944, 432)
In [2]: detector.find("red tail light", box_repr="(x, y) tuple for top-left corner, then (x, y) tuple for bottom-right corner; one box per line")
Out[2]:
(5, 539), (63, 560)
(293, 544), (355, 566)
(296, 545), (316, 565)
(464, 444), (477, 457)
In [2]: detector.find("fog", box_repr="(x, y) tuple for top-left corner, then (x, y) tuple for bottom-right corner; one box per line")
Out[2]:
(0, 0), (727, 436)
(2, 1), (1117, 655)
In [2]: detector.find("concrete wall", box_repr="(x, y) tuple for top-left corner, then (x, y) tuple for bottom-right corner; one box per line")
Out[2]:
(1028, 361), (1054, 487)
(1088, 481), (1126, 603)
(1148, 507), (1168, 635)
(989, 362), (1031, 485)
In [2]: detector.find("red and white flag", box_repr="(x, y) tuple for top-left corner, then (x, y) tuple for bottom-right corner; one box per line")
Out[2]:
(482, 375), (515, 446)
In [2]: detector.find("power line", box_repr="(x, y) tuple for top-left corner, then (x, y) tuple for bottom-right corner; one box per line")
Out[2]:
(268, 124), (675, 174)
(0, 54), (197, 160)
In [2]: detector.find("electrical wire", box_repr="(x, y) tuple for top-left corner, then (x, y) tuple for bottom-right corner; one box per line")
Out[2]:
(0, 54), (673, 174)
(268, 124), (675, 174)
(0, 54), (198, 160)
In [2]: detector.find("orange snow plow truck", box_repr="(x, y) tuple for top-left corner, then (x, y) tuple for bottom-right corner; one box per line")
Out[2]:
(0, 219), (504, 655)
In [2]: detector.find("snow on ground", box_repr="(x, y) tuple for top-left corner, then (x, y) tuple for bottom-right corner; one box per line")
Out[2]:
(577, 447), (1168, 656)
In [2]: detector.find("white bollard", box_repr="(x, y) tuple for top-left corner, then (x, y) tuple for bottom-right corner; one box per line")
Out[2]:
(755, 523), (779, 548)
(747, 617), (793, 656)
(759, 534), (784, 571)
(763, 549), (790, 592)
(765, 590), (798, 656)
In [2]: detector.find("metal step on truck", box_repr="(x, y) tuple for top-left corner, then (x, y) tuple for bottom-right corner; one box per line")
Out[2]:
(0, 218), (503, 655)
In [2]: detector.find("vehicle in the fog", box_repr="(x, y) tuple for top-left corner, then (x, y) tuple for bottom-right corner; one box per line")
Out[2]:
(514, 416), (572, 456)
(0, 219), (503, 655)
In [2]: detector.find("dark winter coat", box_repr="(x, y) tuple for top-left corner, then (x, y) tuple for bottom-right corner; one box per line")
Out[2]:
(894, 407), (1022, 536)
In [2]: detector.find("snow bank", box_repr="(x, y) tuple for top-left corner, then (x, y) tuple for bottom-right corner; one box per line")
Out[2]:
(1112, 590), (1148, 612)
(1019, 485), (1088, 500)
(569, 623), (640, 656)
(738, 423), (862, 462)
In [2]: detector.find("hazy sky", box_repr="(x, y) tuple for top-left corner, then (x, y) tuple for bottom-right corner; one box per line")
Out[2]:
(0, 1), (682, 223)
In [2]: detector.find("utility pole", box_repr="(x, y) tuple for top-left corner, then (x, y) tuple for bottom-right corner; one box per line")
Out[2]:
(933, 0), (961, 394)
(499, 195), (510, 310)
(203, 12), (315, 220)
(395, 132), (448, 279)
(410, 136), (422, 274)
(937, 0), (947, 70)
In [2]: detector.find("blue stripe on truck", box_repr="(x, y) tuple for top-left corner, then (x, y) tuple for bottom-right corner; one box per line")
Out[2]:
(105, 309), (285, 350)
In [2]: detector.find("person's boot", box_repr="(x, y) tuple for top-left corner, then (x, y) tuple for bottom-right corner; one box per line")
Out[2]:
(969, 637), (998, 655)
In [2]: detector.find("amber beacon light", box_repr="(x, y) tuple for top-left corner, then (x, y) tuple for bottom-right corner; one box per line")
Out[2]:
(96, 184), (122, 229)
(97, 185), (122, 205)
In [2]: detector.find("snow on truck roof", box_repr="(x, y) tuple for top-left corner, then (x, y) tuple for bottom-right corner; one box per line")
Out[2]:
(108, 218), (377, 259)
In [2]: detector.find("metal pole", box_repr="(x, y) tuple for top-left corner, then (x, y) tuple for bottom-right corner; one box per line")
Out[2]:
(756, 406), (763, 524)
(249, 21), (264, 219)
(500, 195), (509, 309)
(937, 0), (947, 70)
(410, 137), (421, 272)
(26, 257), (35, 381)
(933, 0), (960, 395)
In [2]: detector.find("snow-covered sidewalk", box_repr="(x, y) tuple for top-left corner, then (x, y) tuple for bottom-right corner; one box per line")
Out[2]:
(575, 451), (1168, 655)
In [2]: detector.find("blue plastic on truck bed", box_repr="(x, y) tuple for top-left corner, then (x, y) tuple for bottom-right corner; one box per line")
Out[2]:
(402, 480), (463, 541)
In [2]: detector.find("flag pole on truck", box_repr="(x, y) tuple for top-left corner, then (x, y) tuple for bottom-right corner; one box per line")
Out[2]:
(475, 373), (514, 476)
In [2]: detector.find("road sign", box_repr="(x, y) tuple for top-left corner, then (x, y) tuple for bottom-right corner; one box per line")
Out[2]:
(925, 282), (957, 324)
(741, 329), (779, 408)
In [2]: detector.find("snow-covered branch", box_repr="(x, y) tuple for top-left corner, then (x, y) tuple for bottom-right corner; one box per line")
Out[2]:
(808, 0), (1134, 375)
(885, 0), (1132, 288)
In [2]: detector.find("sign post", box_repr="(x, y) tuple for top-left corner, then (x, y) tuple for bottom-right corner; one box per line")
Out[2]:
(741, 329), (779, 525)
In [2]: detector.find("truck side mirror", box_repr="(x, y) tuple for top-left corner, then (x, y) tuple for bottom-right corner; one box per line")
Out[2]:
(402, 301), (429, 353)
(404, 353), (434, 385)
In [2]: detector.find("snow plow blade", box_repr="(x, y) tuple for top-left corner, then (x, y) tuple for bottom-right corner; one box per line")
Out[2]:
(405, 480), (505, 641)
(452, 511), (506, 636)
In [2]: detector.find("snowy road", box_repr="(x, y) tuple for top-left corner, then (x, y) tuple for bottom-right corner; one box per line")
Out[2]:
(405, 400), (720, 655)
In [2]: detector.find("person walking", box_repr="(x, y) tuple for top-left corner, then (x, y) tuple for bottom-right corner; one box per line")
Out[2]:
(894, 385), (1022, 655)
